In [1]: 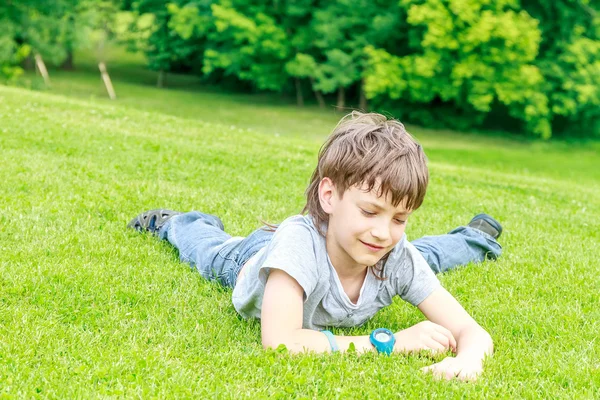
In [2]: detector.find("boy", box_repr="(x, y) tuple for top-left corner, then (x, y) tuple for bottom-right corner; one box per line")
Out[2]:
(128, 112), (502, 380)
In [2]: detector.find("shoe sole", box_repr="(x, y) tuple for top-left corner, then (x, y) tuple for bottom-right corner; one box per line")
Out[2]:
(469, 213), (503, 238)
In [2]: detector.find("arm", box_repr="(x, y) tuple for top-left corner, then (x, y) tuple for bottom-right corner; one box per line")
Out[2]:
(261, 269), (374, 353)
(417, 287), (494, 380)
(261, 269), (457, 355)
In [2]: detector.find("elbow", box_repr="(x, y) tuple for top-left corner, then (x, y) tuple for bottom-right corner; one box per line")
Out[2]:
(262, 336), (281, 350)
(262, 331), (303, 353)
(261, 333), (292, 352)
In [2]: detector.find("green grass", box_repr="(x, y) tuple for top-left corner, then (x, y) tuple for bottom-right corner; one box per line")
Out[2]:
(1, 52), (599, 398)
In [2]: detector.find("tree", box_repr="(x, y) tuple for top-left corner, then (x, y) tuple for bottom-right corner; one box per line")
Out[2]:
(201, 1), (290, 92)
(285, 52), (324, 107)
(308, 0), (405, 110)
(364, 0), (551, 138)
(60, 0), (122, 70)
(523, 0), (600, 137)
(0, 19), (29, 82)
(120, 0), (207, 87)
(0, 0), (120, 80)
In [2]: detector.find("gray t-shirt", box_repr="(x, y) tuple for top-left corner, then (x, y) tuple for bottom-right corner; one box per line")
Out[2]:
(232, 215), (440, 330)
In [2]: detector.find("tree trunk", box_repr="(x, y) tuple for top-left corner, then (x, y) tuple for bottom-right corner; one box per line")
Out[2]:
(23, 54), (34, 71)
(295, 78), (304, 107)
(314, 90), (325, 109)
(337, 86), (345, 109)
(62, 14), (76, 70)
(157, 69), (166, 88)
(61, 50), (74, 70)
(359, 80), (368, 111)
(309, 77), (325, 109)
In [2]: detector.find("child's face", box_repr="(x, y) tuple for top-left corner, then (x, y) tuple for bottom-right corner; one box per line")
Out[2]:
(319, 178), (411, 272)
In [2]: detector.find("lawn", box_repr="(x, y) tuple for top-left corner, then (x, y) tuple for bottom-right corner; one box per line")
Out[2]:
(1, 53), (599, 398)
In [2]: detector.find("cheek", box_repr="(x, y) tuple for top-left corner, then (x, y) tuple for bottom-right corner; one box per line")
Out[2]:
(392, 225), (406, 243)
(338, 214), (365, 238)
(341, 205), (363, 228)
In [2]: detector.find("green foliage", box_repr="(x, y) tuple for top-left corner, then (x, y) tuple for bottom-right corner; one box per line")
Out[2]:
(307, 0), (405, 106)
(523, 0), (600, 137)
(284, 53), (317, 79)
(312, 49), (359, 94)
(113, 10), (156, 52)
(365, 0), (551, 138)
(203, 1), (290, 91)
(118, 0), (207, 77)
(0, 0), (121, 76)
(3, 0), (599, 138)
(167, 2), (210, 40)
(0, 1), (67, 67)
(0, 19), (29, 82)
(308, 1), (367, 98)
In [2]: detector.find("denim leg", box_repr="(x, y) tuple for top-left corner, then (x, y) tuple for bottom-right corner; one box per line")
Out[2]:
(158, 211), (274, 288)
(158, 211), (244, 287)
(411, 226), (502, 274)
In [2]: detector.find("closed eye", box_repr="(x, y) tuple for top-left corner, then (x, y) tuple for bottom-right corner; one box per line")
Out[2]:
(360, 209), (375, 217)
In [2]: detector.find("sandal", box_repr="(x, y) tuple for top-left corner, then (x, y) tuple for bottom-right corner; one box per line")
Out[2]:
(127, 209), (182, 234)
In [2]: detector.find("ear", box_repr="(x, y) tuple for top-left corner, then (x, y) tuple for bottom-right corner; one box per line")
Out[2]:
(318, 177), (336, 214)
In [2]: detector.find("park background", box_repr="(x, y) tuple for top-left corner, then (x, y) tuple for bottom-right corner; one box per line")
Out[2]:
(1, 0), (599, 398)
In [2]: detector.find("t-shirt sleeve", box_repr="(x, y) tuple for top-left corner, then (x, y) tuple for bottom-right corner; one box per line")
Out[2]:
(388, 239), (440, 306)
(257, 221), (320, 300)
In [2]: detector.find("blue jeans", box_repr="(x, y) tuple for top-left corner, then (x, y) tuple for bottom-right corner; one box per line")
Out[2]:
(158, 212), (502, 288)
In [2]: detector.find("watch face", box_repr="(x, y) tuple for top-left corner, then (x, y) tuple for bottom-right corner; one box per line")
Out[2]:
(374, 331), (392, 342)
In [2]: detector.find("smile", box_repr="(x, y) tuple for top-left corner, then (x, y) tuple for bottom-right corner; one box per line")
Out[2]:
(360, 240), (385, 251)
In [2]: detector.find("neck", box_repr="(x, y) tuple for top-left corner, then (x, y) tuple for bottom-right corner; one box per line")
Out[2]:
(335, 264), (368, 284)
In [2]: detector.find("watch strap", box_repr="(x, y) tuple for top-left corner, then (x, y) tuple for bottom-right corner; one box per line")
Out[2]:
(321, 330), (339, 352)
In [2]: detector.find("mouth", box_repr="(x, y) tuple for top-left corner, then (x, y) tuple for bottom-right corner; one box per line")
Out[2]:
(359, 240), (385, 252)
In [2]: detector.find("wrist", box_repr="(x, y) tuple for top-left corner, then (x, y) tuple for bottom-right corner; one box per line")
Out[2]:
(392, 330), (409, 352)
(369, 328), (395, 355)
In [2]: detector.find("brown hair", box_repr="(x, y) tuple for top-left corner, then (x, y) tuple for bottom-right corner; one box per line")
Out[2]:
(302, 112), (429, 277)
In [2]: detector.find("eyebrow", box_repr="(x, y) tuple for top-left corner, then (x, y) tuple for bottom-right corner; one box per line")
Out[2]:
(361, 201), (411, 216)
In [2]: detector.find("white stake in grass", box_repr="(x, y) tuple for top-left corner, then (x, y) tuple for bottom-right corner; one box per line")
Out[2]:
(98, 62), (116, 100)
(34, 53), (51, 87)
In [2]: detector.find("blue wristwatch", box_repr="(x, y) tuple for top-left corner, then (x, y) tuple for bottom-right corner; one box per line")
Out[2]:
(369, 328), (395, 355)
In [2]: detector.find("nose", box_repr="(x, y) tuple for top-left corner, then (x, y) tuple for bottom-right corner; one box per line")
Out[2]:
(371, 218), (391, 243)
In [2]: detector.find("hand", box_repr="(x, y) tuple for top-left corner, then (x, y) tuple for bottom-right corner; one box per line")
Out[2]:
(421, 356), (483, 381)
(394, 321), (457, 354)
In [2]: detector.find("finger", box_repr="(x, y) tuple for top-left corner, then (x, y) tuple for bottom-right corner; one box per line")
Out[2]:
(446, 365), (462, 380)
(427, 366), (457, 381)
(431, 331), (451, 350)
(457, 370), (478, 382)
(420, 360), (444, 374)
(433, 325), (457, 350)
(457, 366), (481, 382)
(422, 357), (454, 369)
(439, 363), (462, 381)
(421, 363), (445, 378)
(423, 338), (447, 353)
(432, 324), (455, 342)
(423, 359), (461, 380)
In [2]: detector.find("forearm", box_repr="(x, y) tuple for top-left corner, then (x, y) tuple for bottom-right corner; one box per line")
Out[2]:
(263, 329), (375, 354)
(455, 325), (493, 363)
